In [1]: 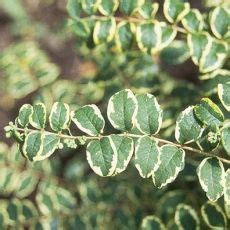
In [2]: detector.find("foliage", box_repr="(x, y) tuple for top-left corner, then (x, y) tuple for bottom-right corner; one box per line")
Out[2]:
(0, 0), (230, 229)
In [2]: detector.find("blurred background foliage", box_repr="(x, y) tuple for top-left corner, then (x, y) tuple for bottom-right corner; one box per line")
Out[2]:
(0, 0), (229, 229)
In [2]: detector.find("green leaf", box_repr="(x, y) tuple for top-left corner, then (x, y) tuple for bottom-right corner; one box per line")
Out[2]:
(69, 19), (92, 38)
(221, 127), (230, 155)
(111, 135), (134, 175)
(197, 157), (225, 201)
(224, 169), (230, 218)
(30, 103), (46, 129)
(98, 0), (119, 16)
(194, 98), (224, 127)
(163, 0), (190, 23)
(136, 22), (161, 54)
(210, 6), (229, 39)
(49, 102), (70, 132)
(153, 145), (185, 188)
(115, 21), (135, 52)
(141, 215), (165, 230)
(119, 0), (144, 15)
(135, 136), (160, 178)
(40, 133), (60, 161)
(181, 9), (203, 33)
(86, 136), (117, 176)
(139, 2), (159, 19)
(67, 0), (82, 18)
(36, 191), (56, 215)
(6, 199), (21, 223)
(175, 106), (203, 144)
(107, 89), (137, 131)
(18, 104), (33, 127)
(71, 104), (105, 136)
(175, 204), (200, 230)
(93, 17), (116, 44)
(136, 94), (163, 135)
(218, 82), (230, 111)
(81, 0), (99, 15)
(160, 40), (190, 65)
(201, 201), (227, 228)
(22, 131), (44, 161)
(22, 200), (38, 220)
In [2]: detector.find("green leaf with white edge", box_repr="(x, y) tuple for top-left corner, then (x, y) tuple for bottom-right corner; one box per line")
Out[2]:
(218, 82), (230, 111)
(210, 6), (229, 39)
(6, 199), (21, 223)
(199, 39), (228, 73)
(201, 201), (227, 229)
(111, 134), (134, 175)
(71, 104), (105, 136)
(86, 136), (117, 177)
(187, 32), (210, 66)
(67, 0), (82, 18)
(30, 103), (46, 129)
(119, 0), (144, 15)
(136, 22), (161, 54)
(69, 19), (92, 38)
(197, 157), (225, 201)
(135, 136), (160, 178)
(49, 102), (70, 132)
(18, 104), (33, 127)
(175, 204), (200, 230)
(22, 200), (38, 220)
(81, 0), (99, 15)
(136, 94), (163, 135)
(107, 89), (137, 131)
(163, 0), (190, 23)
(141, 215), (166, 230)
(22, 131), (44, 162)
(98, 0), (119, 16)
(175, 106), (203, 144)
(159, 22), (177, 50)
(221, 127), (230, 155)
(224, 169), (230, 218)
(115, 21), (135, 52)
(152, 145), (185, 188)
(93, 17), (116, 45)
(181, 9), (204, 33)
(39, 133), (60, 161)
(194, 98), (224, 127)
(139, 2), (159, 19)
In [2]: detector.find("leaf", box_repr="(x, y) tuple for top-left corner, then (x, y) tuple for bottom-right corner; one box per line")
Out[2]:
(6, 199), (21, 223)
(152, 145), (185, 188)
(115, 21), (135, 52)
(36, 191), (56, 215)
(69, 19), (92, 38)
(66, 0), (82, 18)
(175, 204), (200, 230)
(119, 0), (144, 15)
(136, 22), (161, 54)
(21, 200), (38, 220)
(18, 104), (33, 127)
(197, 157), (225, 201)
(224, 169), (230, 218)
(136, 94), (163, 135)
(93, 17), (116, 44)
(194, 98), (224, 127)
(135, 136), (160, 178)
(107, 89), (137, 131)
(81, 0), (99, 15)
(175, 106), (203, 144)
(221, 127), (230, 155)
(98, 0), (119, 16)
(49, 102), (70, 132)
(86, 136), (117, 177)
(163, 0), (190, 23)
(30, 103), (46, 129)
(210, 6), (229, 39)
(22, 131), (44, 162)
(160, 40), (190, 65)
(39, 133), (60, 160)
(201, 201), (227, 228)
(111, 135), (134, 175)
(141, 215), (165, 230)
(139, 2), (159, 19)
(218, 82), (230, 111)
(181, 9), (203, 33)
(71, 104), (105, 136)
